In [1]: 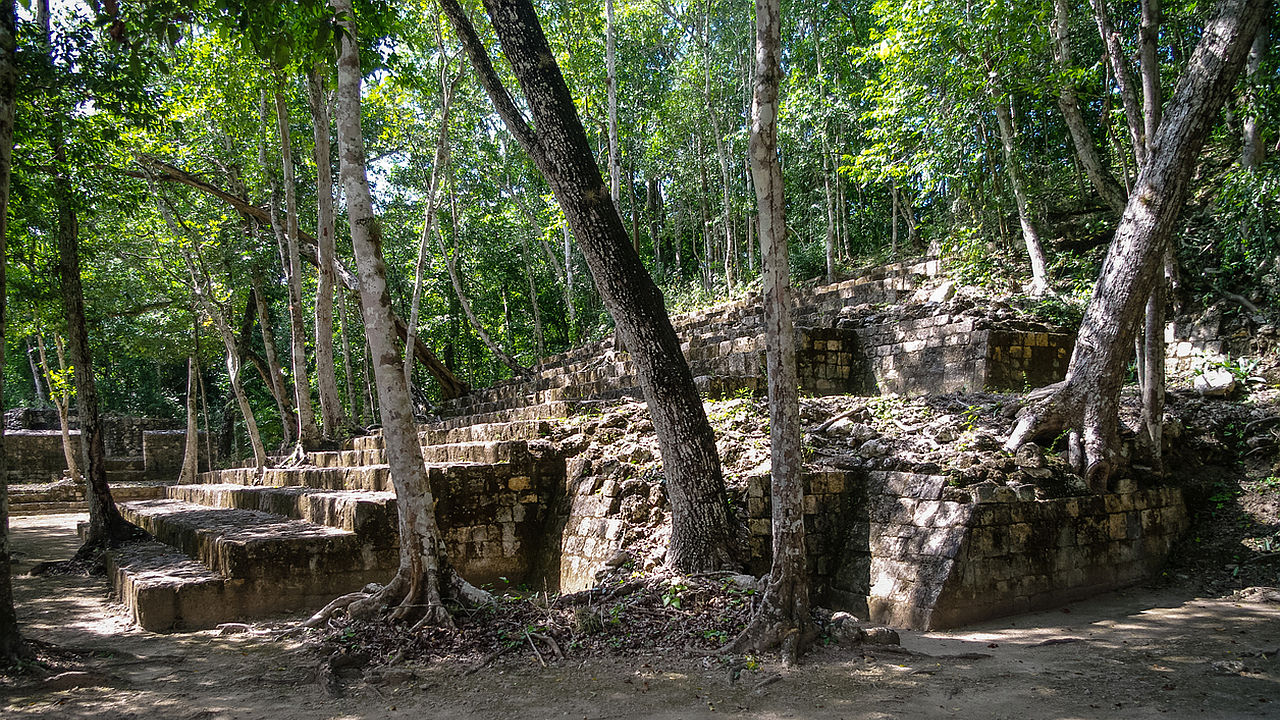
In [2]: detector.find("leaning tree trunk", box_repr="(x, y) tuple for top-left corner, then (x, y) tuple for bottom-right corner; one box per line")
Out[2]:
(1052, 0), (1128, 214)
(330, 0), (463, 625)
(250, 275), (296, 447)
(728, 0), (811, 663)
(56, 140), (135, 554)
(1091, 0), (1148, 167)
(441, 0), (740, 573)
(308, 64), (346, 438)
(1006, 0), (1270, 489)
(274, 82), (319, 449)
(0, 0), (23, 665)
(990, 88), (1051, 295)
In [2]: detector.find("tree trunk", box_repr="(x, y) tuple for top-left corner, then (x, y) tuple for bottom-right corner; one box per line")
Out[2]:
(729, 0), (811, 663)
(436, 136), (529, 376)
(25, 339), (47, 408)
(178, 353), (200, 484)
(1052, 0), (1128, 213)
(1243, 20), (1268, 170)
(308, 64), (346, 438)
(35, 333), (80, 484)
(606, 0), (620, 209)
(442, 0), (740, 573)
(249, 275), (296, 447)
(0, 0), (22, 664)
(1140, 0), (1163, 155)
(273, 83), (319, 448)
(991, 93), (1051, 295)
(331, 0), (463, 625)
(404, 60), (460, 390)
(337, 289), (361, 424)
(521, 238), (545, 359)
(1007, 0), (1269, 489)
(1091, 0), (1148, 167)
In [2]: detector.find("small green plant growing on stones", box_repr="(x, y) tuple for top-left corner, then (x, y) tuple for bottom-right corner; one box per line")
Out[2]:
(661, 583), (686, 609)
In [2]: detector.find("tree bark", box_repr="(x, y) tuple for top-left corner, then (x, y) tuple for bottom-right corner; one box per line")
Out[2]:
(1052, 0), (1128, 213)
(1140, 0), (1163, 156)
(729, 0), (811, 663)
(308, 64), (346, 438)
(441, 0), (740, 573)
(35, 332), (80, 484)
(1091, 0), (1148, 167)
(250, 275), (296, 447)
(178, 353), (200, 484)
(1243, 20), (1268, 170)
(332, 0), (459, 625)
(25, 339), (47, 408)
(273, 82), (319, 448)
(991, 90), (1051, 295)
(1006, 0), (1269, 488)
(606, 0), (620, 209)
(337, 289), (362, 424)
(0, 0), (22, 665)
(404, 60), (461, 390)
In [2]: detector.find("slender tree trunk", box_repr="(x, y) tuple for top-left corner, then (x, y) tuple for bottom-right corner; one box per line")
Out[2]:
(991, 94), (1051, 294)
(178, 354), (200, 483)
(0, 0), (19, 665)
(273, 83), (319, 448)
(1140, 0), (1163, 153)
(563, 223), (576, 340)
(1243, 20), (1268, 170)
(250, 274), (296, 447)
(25, 339), (47, 408)
(1092, 0), (1148, 167)
(35, 333), (79, 484)
(308, 64), (345, 438)
(1007, 0), (1269, 488)
(436, 139), (528, 376)
(337, 290), (361, 424)
(405, 60), (461, 389)
(521, 239), (545, 359)
(442, 0), (740, 572)
(332, 0), (459, 625)
(606, 0), (620, 210)
(1052, 0), (1128, 213)
(730, 0), (810, 663)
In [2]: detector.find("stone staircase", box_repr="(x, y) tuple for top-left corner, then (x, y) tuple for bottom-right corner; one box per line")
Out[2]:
(107, 421), (565, 631)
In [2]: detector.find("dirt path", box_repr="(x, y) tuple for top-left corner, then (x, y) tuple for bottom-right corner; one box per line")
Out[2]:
(2, 513), (1278, 719)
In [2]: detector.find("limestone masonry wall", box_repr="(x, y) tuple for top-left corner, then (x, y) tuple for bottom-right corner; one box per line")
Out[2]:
(747, 469), (1187, 630)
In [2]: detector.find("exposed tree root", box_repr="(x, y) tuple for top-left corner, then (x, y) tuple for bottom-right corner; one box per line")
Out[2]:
(302, 568), (493, 632)
(1005, 383), (1119, 491)
(719, 583), (813, 666)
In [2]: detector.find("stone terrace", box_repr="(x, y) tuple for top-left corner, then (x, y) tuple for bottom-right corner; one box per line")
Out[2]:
(89, 260), (1189, 634)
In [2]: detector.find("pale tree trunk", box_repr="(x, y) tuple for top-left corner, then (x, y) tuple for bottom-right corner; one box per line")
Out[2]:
(1092, 0), (1148, 167)
(0, 0), (19, 665)
(147, 181), (268, 475)
(273, 82), (319, 448)
(437, 140), (528, 376)
(327, 0), (470, 626)
(337, 291), (361, 423)
(177, 354), (200, 484)
(1140, 0), (1162, 153)
(505, 174), (577, 335)
(1243, 20), (1268, 170)
(442, 0), (740, 572)
(1052, 0), (1128, 213)
(991, 91), (1051, 295)
(405, 60), (462, 389)
(25, 340), (47, 408)
(729, 0), (811, 664)
(564, 223), (576, 340)
(521, 238), (546, 359)
(1007, 0), (1269, 489)
(1138, 0), (1168, 467)
(308, 64), (345, 438)
(606, 0), (620, 209)
(890, 183), (899, 257)
(250, 274), (296, 447)
(35, 332), (79, 484)
(647, 177), (663, 273)
(815, 20), (836, 282)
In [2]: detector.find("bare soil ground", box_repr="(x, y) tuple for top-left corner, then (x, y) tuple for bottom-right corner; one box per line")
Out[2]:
(2, 512), (1277, 719)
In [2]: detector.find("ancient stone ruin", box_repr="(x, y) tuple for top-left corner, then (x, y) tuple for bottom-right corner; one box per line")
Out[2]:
(30, 261), (1188, 633)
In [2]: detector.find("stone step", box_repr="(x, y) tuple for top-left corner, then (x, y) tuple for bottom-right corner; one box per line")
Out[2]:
(164, 484), (397, 539)
(312, 440), (534, 467)
(198, 464), (393, 491)
(418, 419), (555, 446)
(118, 499), (397, 583)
